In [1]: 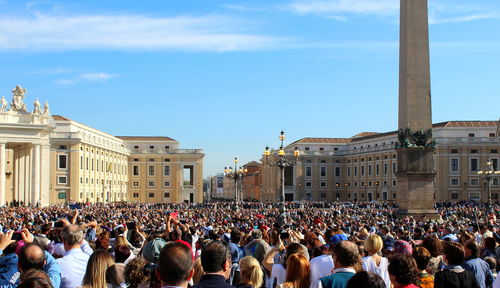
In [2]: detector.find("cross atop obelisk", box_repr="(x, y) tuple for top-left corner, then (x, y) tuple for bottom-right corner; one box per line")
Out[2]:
(396, 0), (439, 219)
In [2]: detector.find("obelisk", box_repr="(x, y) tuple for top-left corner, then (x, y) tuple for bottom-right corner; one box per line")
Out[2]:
(396, 0), (439, 219)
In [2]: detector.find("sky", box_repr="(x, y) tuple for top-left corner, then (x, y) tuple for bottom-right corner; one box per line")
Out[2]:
(0, 0), (499, 177)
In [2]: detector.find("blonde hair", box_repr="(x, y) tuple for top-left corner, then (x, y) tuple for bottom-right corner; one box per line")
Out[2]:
(364, 234), (383, 255)
(192, 258), (204, 285)
(82, 250), (117, 288)
(115, 235), (127, 247)
(239, 256), (263, 288)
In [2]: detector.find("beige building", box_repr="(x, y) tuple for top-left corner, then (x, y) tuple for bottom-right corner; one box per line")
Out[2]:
(262, 121), (500, 203)
(118, 137), (204, 203)
(0, 85), (204, 205)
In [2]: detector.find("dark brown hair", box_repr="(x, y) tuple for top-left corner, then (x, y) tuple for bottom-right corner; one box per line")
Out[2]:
(388, 254), (418, 286)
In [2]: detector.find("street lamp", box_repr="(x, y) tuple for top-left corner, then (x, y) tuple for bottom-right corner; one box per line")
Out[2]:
(224, 157), (247, 210)
(477, 161), (500, 212)
(263, 130), (300, 213)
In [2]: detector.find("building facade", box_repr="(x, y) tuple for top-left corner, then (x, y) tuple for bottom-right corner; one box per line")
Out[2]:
(261, 121), (500, 203)
(0, 86), (204, 205)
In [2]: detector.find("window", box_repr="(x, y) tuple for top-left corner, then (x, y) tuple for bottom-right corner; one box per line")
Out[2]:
(470, 149), (478, 154)
(354, 166), (358, 177)
(392, 180), (397, 187)
(97, 159), (99, 171)
(492, 150), (498, 154)
(134, 145), (139, 149)
(165, 146), (170, 150)
(133, 181), (139, 187)
(149, 145), (154, 149)
(133, 166), (139, 176)
(335, 167), (341, 177)
(451, 193), (459, 200)
(148, 181), (155, 187)
(58, 192), (66, 199)
(91, 159), (94, 171)
(80, 156), (83, 169)
(451, 149), (459, 154)
(490, 133), (496, 138)
(58, 145), (67, 150)
(368, 165), (372, 176)
(320, 181), (327, 188)
(164, 181), (170, 187)
(183, 165), (194, 185)
(86, 157), (89, 170)
(148, 193), (154, 198)
(347, 167), (351, 177)
(392, 162), (397, 174)
(468, 133), (475, 137)
(164, 158), (170, 162)
(58, 155), (67, 170)
(320, 160), (326, 163)
(320, 166), (327, 177)
(57, 176), (67, 184)
(321, 193), (326, 198)
(148, 165), (155, 176)
(376, 164), (380, 176)
(305, 147), (310, 151)
(133, 193), (139, 198)
(470, 178), (479, 186)
(450, 178), (459, 186)
(470, 158), (479, 172)
(450, 158), (459, 172)
(305, 181), (312, 187)
(80, 177), (83, 184)
(384, 163), (388, 175)
(305, 166), (312, 177)
(361, 166), (365, 176)
(164, 165), (171, 176)
(133, 158), (139, 162)
(491, 159), (499, 170)
(164, 192), (170, 198)
(319, 147), (324, 151)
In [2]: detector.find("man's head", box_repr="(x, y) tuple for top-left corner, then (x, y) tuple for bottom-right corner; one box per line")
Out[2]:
(443, 241), (465, 266)
(251, 229), (262, 240)
(333, 241), (359, 268)
(464, 239), (480, 258)
(200, 240), (231, 278)
(40, 224), (52, 235)
(18, 243), (45, 272)
(158, 241), (193, 287)
(61, 224), (84, 250)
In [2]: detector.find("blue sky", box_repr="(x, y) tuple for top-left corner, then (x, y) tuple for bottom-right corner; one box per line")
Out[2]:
(0, 0), (499, 177)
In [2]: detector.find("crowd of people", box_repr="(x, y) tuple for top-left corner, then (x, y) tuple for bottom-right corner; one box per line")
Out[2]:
(0, 201), (499, 288)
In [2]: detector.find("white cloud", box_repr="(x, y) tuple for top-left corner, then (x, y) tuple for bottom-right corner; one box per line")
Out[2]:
(0, 13), (290, 52)
(287, 0), (398, 15)
(429, 13), (496, 24)
(30, 67), (74, 75)
(54, 72), (119, 85)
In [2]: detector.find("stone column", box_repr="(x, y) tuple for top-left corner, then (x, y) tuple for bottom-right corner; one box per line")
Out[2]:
(31, 144), (41, 206)
(0, 143), (6, 206)
(40, 144), (51, 206)
(18, 149), (26, 203)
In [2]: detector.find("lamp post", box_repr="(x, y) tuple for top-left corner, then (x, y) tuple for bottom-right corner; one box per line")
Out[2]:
(478, 161), (500, 212)
(224, 157), (247, 211)
(263, 130), (300, 224)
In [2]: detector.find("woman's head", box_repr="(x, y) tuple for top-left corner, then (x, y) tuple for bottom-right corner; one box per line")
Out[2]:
(388, 254), (418, 286)
(421, 235), (442, 258)
(443, 241), (465, 266)
(285, 254), (310, 288)
(239, 256), (263, 288)
(364, 234), (383, 255)
(95, 232), (110, 250)
(82, 250), (116, 288)
(125, 258), (149, 288)
(347, 271), (385, 288)
(412, 247), (431, 271)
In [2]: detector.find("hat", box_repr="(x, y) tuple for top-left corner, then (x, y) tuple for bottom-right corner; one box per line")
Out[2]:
(329, 234), (348, 245)
(142, 238), (167, 264)
(394, 240), (413, 255)
(383, 236), (395, 251)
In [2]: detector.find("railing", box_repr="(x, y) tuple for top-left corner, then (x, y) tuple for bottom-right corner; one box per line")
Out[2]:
(132, 149), (204, 154)
(435, 137), (498, 144)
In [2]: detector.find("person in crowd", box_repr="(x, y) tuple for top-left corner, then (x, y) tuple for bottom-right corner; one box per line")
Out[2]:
(81, 250), (121, 288)
(312, 241), (359, 288)
(480, 237), (496, 259)
(229, 229), (244, 286)
(434, 242), (479, 288)
(18, 270), (54, 288)
(57, 224), (91, 288)
(309, 238), (335, 284)
(484, 257), (497, 279)
(421, 235), (444, 276)
(157, 241), (194, 288)
(263, 242), (308, 286)
(462, 239), (494, 288)
(412, 247), (434, 288)
(387, 254), (419, 288)
(279, 253), (310, 288)
(361, 234), (390, 288)
(244, 230), (271, 263)
(124, 258), (149, 288)
(113, 245), (131, 283)
(238, 256), (263, 288)
(346, 271), (386, 288)
(34, 224), (52, 250)
(193, 240), (235, 288)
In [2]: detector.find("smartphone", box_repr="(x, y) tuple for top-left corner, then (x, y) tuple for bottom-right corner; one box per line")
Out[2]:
(69, 204), (81, 210)
(54, 221), (65, 228)
(12, 232), (23, 241)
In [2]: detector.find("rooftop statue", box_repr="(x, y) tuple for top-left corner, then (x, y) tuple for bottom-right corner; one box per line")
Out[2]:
(9, 85), (28, 112)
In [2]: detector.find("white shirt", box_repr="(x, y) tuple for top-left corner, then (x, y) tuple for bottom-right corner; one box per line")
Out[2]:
(493, 273), (500, 288)
(271, 263), (286, 286)
(310, 254), (334, 284)
(361, 255), (391, 288)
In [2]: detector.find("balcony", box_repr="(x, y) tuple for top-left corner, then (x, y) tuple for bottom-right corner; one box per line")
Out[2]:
(130, 149), (204, 155)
